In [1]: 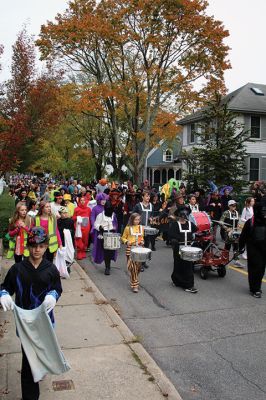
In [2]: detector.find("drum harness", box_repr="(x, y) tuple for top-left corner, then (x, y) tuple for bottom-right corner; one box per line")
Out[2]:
(177, 221), (192, 247)
(130, 226), (144, 246)
(140, 202), (152, 227)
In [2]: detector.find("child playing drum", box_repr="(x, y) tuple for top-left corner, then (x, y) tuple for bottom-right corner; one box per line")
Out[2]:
(93, 201), (118, 275)
(168, 206), (198, 293)
(121, 213), (145, 293)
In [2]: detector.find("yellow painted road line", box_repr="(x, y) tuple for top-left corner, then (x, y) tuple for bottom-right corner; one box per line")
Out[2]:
(229, 265), (266, 283)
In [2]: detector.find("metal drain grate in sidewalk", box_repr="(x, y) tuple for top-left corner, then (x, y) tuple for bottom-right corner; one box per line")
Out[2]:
(52, 380), (75, 391)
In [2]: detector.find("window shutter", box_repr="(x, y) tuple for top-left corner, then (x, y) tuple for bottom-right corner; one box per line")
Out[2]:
(261, 158), (266, 180)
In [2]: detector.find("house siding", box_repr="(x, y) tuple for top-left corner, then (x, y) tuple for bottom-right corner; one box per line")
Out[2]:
(146, 141), (180, 167)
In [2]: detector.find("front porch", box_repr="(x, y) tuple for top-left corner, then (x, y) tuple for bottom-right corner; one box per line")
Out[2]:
(147, 165), (182, 186)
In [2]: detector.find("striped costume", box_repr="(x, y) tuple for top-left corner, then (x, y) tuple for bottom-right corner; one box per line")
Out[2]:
(122, 225), (144, 290)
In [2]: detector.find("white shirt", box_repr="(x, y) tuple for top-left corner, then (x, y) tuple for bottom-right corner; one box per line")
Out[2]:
(50, 202), (62, 218)
(241, 206), (253, 222)
(94, 212), (115, 231)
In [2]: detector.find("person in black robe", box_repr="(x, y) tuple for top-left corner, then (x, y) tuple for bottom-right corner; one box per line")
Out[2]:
(239, 201), (266, 298)
(0, 227), (62, 400)
(168, 206), (198, 293)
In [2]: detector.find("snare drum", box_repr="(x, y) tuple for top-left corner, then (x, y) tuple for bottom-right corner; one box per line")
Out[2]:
(189, 212), (211, 232)
(130, 247), (152, 262)
(144, 227), (159, 236)
(180, 246), (203, 262)
(103, 232), (121, 250)
(228, 230), (241, 241)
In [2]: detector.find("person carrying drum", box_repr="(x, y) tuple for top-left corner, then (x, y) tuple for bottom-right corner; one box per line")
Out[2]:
(93, 201), (118, 275)
(220, 199), (244, 268)
(168, 206), (198, 293)
(133, 190), (155, 256)
(121, 213), (145, 293)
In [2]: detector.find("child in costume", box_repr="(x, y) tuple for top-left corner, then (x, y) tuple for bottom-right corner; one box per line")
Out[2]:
(0, 227), (63, 400)
(93, 201), (118, 275)
(7, 202), (31, 262)
(72, 196), (91, 260)
(34, 201), (62, 262)
(121, 213), (145, 293)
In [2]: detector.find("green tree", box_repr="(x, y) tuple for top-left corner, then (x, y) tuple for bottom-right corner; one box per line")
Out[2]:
(185, 94), (251, 193)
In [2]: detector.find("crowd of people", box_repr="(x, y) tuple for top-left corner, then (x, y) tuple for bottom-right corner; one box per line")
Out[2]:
(2, 174), (266, 297)
(1, 174), (266, 400)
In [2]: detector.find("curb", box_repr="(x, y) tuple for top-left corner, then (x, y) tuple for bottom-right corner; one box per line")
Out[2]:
(74, 261), (183, 400)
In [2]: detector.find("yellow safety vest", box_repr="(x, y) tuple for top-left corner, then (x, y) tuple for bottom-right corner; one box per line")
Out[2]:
(7, 233), (29, 259)
(35, 216), (58, 253)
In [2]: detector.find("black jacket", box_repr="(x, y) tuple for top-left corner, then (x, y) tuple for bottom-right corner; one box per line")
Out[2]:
(1, 258), (62, 310)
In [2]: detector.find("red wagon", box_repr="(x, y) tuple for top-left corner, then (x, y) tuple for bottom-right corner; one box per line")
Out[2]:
(190, 212), (231, 279)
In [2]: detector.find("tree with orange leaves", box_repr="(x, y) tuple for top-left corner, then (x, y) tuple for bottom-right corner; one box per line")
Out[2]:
(37, 0), (230, 183)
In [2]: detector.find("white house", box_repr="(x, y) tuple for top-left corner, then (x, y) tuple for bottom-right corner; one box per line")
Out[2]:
(178, 83), (266, 181)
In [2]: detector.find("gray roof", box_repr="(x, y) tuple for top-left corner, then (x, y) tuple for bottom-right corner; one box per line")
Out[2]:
(178, 82), (266, 125)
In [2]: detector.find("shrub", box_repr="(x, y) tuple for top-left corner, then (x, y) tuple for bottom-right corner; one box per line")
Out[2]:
(0, 191), (15, 241)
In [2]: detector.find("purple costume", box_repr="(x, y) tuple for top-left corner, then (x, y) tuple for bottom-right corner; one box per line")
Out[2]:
(91, 193), (118, 264)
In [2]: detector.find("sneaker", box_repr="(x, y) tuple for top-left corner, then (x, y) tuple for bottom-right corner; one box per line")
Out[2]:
(140, 266), (145, 272)
(144, 263), (149, 269)
(184, 287), (198, 294)
(132, 288), (138, 293)
(234, 260), (245, 268)
(251, 291), (261, 298)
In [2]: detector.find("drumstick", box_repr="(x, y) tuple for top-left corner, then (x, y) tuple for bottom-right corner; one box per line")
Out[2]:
(211, 220), (232, 227)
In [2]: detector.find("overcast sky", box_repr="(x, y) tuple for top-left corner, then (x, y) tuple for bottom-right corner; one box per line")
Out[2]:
(0, 0), (265, 92)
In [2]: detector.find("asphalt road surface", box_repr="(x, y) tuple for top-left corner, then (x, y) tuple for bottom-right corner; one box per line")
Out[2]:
(79, 238), (266, 400)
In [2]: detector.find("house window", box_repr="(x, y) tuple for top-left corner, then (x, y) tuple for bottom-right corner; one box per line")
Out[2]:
(163, 149), (173, 162)
(250, 116), (260, 138)
(190, 123), (196, 143)
(249, 157), (259, 181)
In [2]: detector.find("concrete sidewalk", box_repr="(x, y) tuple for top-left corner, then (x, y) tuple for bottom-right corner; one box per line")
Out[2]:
(0, 259), (182, 400)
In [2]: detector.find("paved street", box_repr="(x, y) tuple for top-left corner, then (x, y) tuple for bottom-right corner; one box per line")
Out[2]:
(80, 239), (266, 400)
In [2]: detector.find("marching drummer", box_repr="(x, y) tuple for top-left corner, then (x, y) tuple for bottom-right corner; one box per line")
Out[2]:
(168, 206), (198, 293)
(121, 213), (145, 293)
(133, 190), (156, 256)
(93, 201), (118, 275)
(220, 200), (243, 267)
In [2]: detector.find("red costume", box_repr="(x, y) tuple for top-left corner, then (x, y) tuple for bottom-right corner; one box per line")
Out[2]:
(72, 200), (91, 260)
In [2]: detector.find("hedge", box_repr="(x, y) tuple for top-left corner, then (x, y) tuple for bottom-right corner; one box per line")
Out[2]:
(0, 191), (15, 244)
